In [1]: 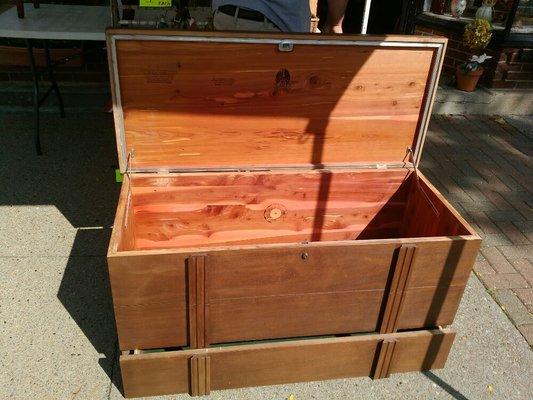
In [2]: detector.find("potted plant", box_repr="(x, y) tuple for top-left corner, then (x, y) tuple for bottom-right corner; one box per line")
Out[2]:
(457, 54), (492, 91)
(456, 18), (493, 92)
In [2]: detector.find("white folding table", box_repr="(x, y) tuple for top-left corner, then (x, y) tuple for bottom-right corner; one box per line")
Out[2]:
(0, 4), (111, 154)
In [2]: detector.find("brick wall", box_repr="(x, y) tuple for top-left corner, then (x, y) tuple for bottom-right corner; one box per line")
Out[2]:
(415, 24), (533, 89)
(494, 48), (533, 89)
(416, 26), (468, 76)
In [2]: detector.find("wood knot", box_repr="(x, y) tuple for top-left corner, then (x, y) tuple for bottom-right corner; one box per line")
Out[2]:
(308, 74), (320, 86)
(264, 204), (286, 222)
(275, 68), (291, 89)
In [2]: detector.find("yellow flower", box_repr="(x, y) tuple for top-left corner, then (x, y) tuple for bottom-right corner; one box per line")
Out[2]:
(463, 19), (492, 52)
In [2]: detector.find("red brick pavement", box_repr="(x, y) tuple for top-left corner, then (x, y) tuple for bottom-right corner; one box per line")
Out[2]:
(421, 115), (533, 346)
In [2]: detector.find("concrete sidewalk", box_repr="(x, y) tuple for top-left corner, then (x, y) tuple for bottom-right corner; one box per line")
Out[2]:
(0, 113), (532, 399)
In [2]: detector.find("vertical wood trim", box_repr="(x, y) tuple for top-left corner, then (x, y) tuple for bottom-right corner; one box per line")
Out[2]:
(372, 339), (397, 379)
(205, 355), (211, 395)
(196, 256), (206, 348)
(190, 356), (199, 396)
(198, 356), (206, 395)
(188, 255), (207, 348)
(379, 245), (417, 334)
(190, 355), (211, 396)
(187, 258), (198, 348)
(389, 246), (416, 332)
(381, 339), (396, 379)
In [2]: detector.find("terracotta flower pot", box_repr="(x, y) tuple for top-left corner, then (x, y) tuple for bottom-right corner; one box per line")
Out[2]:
(456, 67), (483, 92)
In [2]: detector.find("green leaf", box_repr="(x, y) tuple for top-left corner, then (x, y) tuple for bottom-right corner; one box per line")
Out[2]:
(115, 169), (123, 183)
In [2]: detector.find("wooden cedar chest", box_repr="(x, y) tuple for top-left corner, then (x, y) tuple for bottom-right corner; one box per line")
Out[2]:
(106, 29), (481, 398)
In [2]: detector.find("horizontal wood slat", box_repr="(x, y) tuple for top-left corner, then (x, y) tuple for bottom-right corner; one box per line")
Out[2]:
(407, 238), (480, 288)
(113, 300), (188, 351)
(208, 290), (385, 343)
(108, 254), (189, 350)
(398, 284), (467, 329)
(121, 349), (190, 397)
(205, 243), (397, 299)
(120, 328), (456, 398)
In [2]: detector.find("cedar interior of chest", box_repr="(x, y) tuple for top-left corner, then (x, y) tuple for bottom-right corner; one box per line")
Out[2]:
(115, 168), (471, 252)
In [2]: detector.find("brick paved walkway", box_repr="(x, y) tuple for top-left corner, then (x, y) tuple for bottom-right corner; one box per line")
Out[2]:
(421, 115), (533, 346)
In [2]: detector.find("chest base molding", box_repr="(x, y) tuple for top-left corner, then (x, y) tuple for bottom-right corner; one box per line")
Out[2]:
(120, 328), (456, 398)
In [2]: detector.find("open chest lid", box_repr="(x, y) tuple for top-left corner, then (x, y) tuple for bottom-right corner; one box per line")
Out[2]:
(107, 29), (446, 173)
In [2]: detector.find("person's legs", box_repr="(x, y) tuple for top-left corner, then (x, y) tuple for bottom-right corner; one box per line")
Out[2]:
(213, 8), (280, 32)
(213, 9), (239, 30)
(258, 17), (280, 32)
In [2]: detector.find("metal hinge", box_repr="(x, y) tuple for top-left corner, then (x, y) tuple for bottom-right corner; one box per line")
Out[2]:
(376, 164), (388, 169)
(122, 150), (135, 227)
(406, 147), (415, 168)
(126, 149), (135, 174)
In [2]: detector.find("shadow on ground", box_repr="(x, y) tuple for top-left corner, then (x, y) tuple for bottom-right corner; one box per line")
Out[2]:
(423, 371), (469, 400)
(57, 229), (118, 382)
(1, 112), (121, 383)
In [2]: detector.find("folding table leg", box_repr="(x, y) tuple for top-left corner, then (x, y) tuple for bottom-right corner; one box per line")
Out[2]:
(26, 39), (67, 155)
(43, 40), (65, 118)
(16, 0), (24, 18)
(26, 39), (42, 155)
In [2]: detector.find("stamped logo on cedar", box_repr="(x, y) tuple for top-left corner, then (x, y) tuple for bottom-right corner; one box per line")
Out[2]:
(143, 62), (181, 84)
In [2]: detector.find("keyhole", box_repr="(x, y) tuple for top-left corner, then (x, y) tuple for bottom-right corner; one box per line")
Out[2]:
(301, 252), (309, 260)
